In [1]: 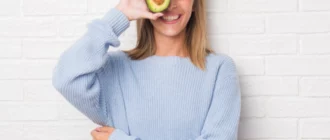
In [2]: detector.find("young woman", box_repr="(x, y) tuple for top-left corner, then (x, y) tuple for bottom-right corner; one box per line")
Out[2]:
(52, 0), (241, 140)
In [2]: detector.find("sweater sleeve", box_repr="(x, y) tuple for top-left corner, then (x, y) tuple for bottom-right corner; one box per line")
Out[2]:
(52, 8), (142, 140)
(191, 56), (242, 140)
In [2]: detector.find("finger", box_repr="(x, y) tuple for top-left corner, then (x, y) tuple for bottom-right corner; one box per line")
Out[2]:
(154, 12), (164, 19)
(142, 12), (154, 20)
(154, 12), (164, 17)
(143, 12), (164, 20)
(152, 12), (164, 20)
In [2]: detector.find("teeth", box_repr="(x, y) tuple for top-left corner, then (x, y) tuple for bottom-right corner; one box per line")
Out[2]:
(162, 15), (180, 21)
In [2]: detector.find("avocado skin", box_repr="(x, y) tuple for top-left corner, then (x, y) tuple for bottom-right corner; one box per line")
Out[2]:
(146, 0), (171, 13)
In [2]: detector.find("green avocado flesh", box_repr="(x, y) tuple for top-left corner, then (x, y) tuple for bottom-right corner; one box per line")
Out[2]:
(146, 0), (171, 12)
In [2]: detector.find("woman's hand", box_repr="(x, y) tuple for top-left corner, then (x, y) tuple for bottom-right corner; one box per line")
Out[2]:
(115, 0), (164, 21)
(90, 126), (115, 140)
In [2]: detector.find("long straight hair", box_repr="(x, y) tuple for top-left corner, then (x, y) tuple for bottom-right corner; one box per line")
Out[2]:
(123, 0), (215, 71)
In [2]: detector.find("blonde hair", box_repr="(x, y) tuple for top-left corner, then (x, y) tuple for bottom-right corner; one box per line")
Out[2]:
(123, 0), (215, 71)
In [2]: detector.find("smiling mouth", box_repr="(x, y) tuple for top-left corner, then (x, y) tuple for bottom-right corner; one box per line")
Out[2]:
(160, 14), (181, 24)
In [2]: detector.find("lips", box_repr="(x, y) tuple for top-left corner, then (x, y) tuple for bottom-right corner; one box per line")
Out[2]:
(162, 15), (180, 21)
(160, 14), (181, 24)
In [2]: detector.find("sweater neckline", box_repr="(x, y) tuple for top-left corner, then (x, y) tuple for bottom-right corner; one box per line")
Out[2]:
(149, 55), (190, 60)
(147, 55), (191, 63)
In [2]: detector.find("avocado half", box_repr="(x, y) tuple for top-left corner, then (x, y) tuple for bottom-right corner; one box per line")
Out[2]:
(146, 0), (171, 13)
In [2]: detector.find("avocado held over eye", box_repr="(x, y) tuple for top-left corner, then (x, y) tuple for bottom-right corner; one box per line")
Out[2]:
(146, 0), (171, 13)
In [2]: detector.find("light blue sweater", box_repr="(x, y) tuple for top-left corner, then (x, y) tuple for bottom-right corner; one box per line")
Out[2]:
(52, 8), (241, 140)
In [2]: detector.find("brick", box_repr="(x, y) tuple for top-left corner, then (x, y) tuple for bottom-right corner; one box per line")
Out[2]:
(58, 101), (89, 120)
(229, 35), (297, 55)
(23, 80), (63, 101)
(59, 16), (95, 37)
(21, 60), (57, 79)
(208, 36), (230, 54)
(0, 39), (21, 58)
(300, 77), (330, 97)
(301, 119), (330, 138)
(22, 39), (73, 59)
(0, 17), (56, 37)
(301, 0), (330, 11)
(0, 0), (20, 16)
(229, 0), (297, 12)
(207, 13), (264, 34)
(23, 120), (98, 140)
(301, 34), (330, 54)
(239, 76), (298, 96)
(266, 56), (330, 75)
(267, 13), (330, 33)
(238, 118), (297, 139)
(0, 80), (23, 100)
(266, 97), (330, 117)
(0, 60), (21, 79)
(0, 59), (57, 80)
(241, 97), (267, 118)
(0, 123), (24, 139)
(207, 0), (227, 12)
(232, 56), (264, 75)
(22, 0), (87, 15)
(87, 0), (119, 14)
(0, 102), (58, 120)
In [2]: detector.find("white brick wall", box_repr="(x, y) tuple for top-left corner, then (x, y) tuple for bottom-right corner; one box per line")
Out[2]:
(1, 0), (329, 139)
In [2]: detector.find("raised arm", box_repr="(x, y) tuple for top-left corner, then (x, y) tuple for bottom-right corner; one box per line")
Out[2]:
(52, 8), (129, 126)
(52, 0), (165, 138)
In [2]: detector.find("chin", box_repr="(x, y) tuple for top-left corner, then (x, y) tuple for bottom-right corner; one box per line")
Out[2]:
(158, 29), (183, 37)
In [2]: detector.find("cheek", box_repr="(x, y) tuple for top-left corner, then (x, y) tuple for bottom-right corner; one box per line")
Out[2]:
(182, 13), (192, 26)
(179, 0), (194, 11)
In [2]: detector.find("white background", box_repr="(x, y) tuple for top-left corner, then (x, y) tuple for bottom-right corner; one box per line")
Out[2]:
(1, 0), (330, 139)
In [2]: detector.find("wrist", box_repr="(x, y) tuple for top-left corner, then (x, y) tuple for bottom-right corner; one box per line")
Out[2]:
(115, 5), (131, 21)
(101, 8), (130, 37)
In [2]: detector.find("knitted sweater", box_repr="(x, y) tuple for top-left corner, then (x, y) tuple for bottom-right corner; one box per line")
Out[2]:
(52, 8), (241, 140)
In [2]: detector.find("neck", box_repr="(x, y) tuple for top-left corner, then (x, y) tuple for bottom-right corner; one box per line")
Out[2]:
(153, 29), (189, 57)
